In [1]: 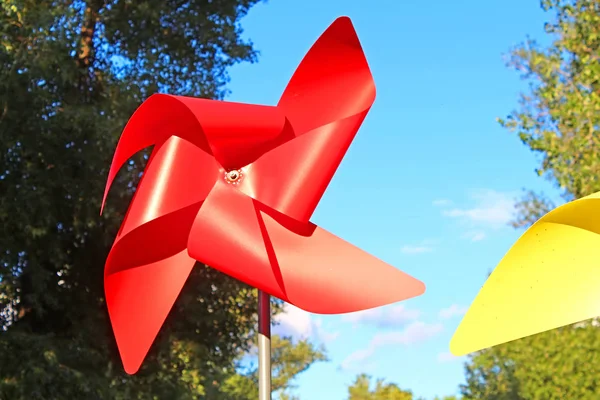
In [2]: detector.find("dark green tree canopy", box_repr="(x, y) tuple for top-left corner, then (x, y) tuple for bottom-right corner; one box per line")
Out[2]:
(0, 0), (325, 398)
(500, 0), (600, 227)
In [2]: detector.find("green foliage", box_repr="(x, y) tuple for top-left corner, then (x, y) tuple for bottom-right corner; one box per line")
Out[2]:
(218, 335), (326, 400)
(498, 0), (600, 224)
(344, 374), (459, 400)
(509, 190), (555, 228)
(347, 374), (415, 400)
(461, 2), (600, 399)
(461, 321), (600, 399)
(0, 0), (324, 398)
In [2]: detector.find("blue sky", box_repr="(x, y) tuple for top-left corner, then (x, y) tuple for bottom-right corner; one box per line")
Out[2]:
(225, 1), (560, 398)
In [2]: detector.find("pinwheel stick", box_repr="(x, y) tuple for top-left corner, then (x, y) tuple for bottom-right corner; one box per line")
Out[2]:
(258, 290), (271, 400)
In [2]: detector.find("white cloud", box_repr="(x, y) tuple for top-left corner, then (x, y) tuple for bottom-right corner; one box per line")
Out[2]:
(274, 304), (312, 338)
(437, 351), (462, 363)
(273, 304), (339, 343)
(438, 304), (468, 320)
(401, 245), (433, 254)
(401, 239), (437, 254)
(340, 348), (373, 370)
(462, 231), (486, 242)
(371, 321), (444, 346)
(574, 318), (600, 328)
(312, 318), (340, 343)
(433, 199), (452, 206)
(340, 321), (443, 370)
(342, 304), (421, 328)
(442, 189), (515, 228)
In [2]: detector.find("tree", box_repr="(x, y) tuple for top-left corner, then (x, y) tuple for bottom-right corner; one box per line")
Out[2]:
(219, 335), (327, 400)
(347, 374), (415, 400)
(461, 1), (600, 399)
(498, 0), (600, 227)
(0, 1), (323, 398)
(461, 321), (600, 399)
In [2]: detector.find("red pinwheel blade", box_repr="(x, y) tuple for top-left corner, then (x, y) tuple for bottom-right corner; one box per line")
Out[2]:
(278, 16), (375, 136)
(102, 94), (214, 214)
(116, 136), (220, 239)
(106, 251), (196, 374)
(172, 96), (289, 170)
(258, 207), (425, 313)
(105, 136), (219, 374)
(187, 180), (424, 312)
(236, 16), (376, 222)
(187, 180), (287, 300)
(102, 94), (286, 213)
(238, 115), (369, 223)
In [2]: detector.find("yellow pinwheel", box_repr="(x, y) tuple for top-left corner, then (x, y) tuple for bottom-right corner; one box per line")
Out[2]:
(450, 191), (600, 355)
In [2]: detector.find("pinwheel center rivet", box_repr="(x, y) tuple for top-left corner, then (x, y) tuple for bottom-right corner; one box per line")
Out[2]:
(225, 169), (242, 183)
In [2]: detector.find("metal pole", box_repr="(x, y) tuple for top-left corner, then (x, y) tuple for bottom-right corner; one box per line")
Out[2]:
(258, 290), (271, 400)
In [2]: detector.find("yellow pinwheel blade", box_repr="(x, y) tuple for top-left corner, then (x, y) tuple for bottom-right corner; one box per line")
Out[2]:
(450, 192), (600, 356)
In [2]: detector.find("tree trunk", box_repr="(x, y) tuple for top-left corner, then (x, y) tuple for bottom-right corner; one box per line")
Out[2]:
(77, 0), (104, 96)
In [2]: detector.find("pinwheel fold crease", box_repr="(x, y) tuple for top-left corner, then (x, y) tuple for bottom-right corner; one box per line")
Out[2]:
(102, 16), (426, 374)
(450, 191), (600, 355)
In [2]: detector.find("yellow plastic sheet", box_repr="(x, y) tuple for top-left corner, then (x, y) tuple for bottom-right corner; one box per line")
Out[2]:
(450, 191), (600, 356)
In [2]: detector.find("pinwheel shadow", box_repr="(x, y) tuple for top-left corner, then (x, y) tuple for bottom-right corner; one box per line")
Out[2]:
(252, 198), (319, 297)
(105, 202), (203, 275)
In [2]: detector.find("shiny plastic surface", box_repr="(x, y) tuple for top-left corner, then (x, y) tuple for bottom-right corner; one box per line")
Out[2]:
(102, 17), (426, 374)
(450, 191), (600, 355)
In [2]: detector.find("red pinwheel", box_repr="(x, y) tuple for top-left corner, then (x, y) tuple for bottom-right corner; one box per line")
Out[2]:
(101, 17), (426, 375)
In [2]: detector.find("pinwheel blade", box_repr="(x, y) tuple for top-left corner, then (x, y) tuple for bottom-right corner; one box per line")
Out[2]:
(237, 16), (376, 223)
(450, 192), (600, 356)
(105, 136), (218, 373)
(187, 180), (287, 300)
(239, 115), (369, 223)
(173, 96), (289, 170)
(258, 207), (426, 314)
(278, 16), (375, 136)
(102, 94), (214, 213)
(116, 136), (220, 239)
(106, 250), (196, 374)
